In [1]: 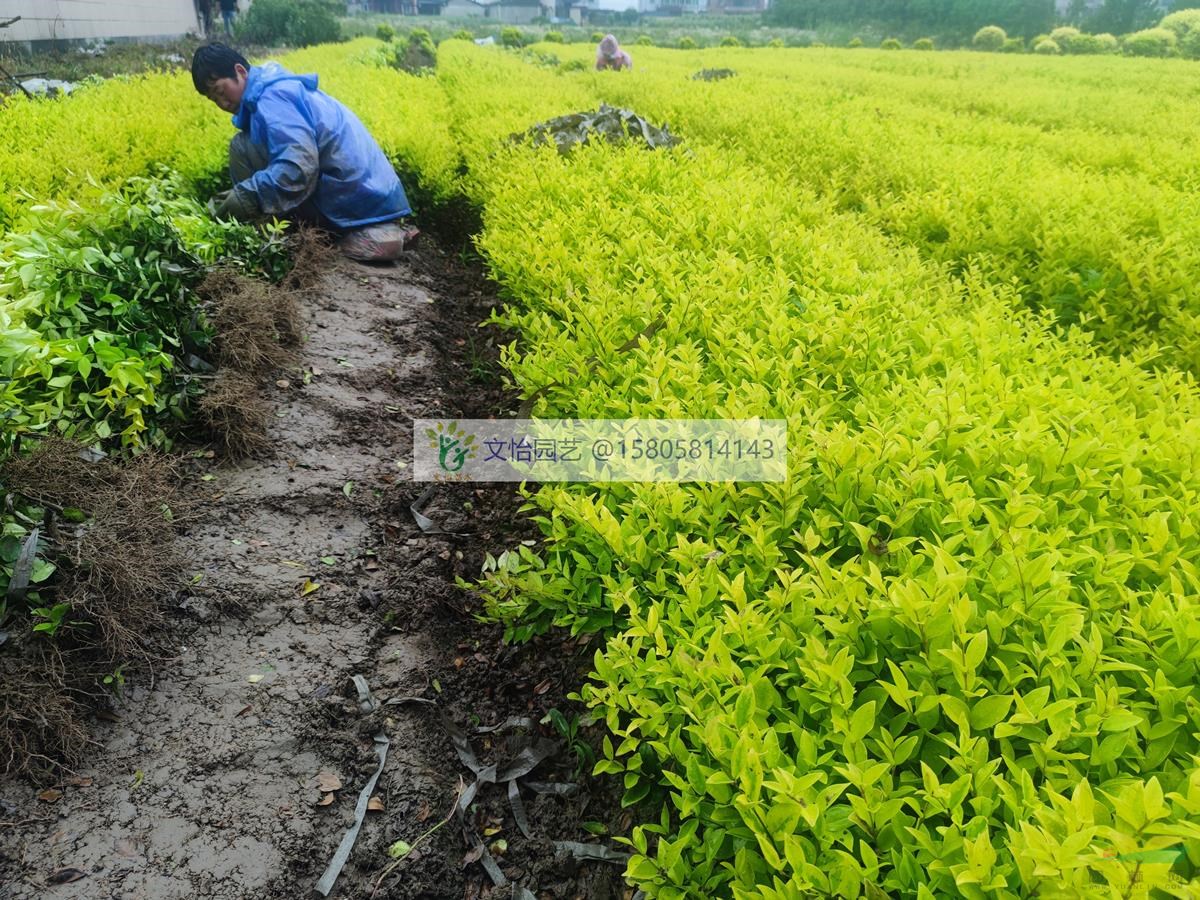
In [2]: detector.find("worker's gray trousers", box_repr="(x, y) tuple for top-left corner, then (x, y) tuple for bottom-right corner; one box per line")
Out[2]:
(228, 132), (329, 229)
(228, 132), (408, 261)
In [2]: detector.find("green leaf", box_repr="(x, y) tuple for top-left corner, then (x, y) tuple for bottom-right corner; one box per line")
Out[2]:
(848, 701), (876, 743)
(964, 631), (987, 671)
(969, 695), (1012, 731)
(1100, 710), (1141, 733)
(29, 559), (56, 584)
(940, 695), (971, 732)
(0, 536), (21, 564)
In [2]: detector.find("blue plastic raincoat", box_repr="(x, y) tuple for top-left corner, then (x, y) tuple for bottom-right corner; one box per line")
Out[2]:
(232, 62), (411, 228)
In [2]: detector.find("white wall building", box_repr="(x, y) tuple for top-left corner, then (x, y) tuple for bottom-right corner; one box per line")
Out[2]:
(0, 0), (205, 45)
(443, 0), (488, 16)
(576, 0), (662, 12)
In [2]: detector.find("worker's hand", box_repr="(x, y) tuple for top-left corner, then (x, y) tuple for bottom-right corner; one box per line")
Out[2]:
(208, 186), (260, 222)
(206, 190), (231, 219)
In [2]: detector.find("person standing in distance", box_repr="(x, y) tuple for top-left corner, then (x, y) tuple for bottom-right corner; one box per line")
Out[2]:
(220, 0), (238, 36)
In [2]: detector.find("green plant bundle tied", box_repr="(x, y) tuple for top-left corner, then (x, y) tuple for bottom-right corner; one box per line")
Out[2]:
(0, 173), (285, 451)
(511, 105), (680, 156)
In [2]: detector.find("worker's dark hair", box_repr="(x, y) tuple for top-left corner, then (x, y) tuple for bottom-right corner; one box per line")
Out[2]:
(191, 43), (249, 93)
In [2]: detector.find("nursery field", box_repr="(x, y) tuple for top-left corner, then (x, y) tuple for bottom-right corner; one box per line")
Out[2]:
(2, 35), (1199, 899)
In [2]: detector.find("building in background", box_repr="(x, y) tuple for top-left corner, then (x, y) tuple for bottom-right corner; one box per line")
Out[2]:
(413, 0), (554, 19)
(442, 0), (489, 15)
(566, 0), (770, 17)
(482, 0), (551, 23)
(708, 0), (767, 13)
(0, 0), (222, 49)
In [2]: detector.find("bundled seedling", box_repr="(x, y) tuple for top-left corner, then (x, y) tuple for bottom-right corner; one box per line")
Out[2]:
(0, 440), (190, 776)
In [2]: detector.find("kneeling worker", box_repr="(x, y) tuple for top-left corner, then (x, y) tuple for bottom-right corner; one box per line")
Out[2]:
(192, 43), (416, 262)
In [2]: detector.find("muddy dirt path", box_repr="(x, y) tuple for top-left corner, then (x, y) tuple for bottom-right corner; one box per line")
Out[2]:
(0, 247), (627, 900)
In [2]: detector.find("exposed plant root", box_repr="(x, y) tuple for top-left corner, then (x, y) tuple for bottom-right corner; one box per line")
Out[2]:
(0, 231), (325, 777)
(0, 440), (191, 776)
(3, 441), (187, 658)
(279, 224), (336, 295)
(196, 269), (300, 375)
(0, 642), (92, 780)
(197, 369), (271, 459)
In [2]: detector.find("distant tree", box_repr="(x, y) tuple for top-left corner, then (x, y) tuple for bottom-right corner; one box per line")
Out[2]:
(766, 0), (1053, 40)
(1089, 0), (1163, 35)
(1122, 25), (1177, 54)
(973, 25), (1008, 49)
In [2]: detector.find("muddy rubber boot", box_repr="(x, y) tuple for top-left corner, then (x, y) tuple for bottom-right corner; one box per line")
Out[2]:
(337, 221), (420, 263)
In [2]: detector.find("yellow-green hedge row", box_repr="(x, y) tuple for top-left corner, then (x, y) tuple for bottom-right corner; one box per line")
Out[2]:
(549, 44), (1200, 374)
(426, 42), (1200, 897)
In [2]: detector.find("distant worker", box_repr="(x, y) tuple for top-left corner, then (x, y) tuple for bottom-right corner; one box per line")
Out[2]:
(194, 0), (214, 38)
(220, 0), (238, 36)
(192, 43), (417, 262)
(595, 34), (632, 71)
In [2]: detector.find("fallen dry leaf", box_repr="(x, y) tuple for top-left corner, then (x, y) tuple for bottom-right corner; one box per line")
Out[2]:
(416, 801), (431, 822)
(533, 678), (553, 695)
(63, 776), (92, 787)
(316, 771), (342, 792)
(47, 868), (86, 885)
(36, 789), (63, 803)
(317, 793), (335, 807)
(367, 796), (385, 812)
(462, 844), (484, 866)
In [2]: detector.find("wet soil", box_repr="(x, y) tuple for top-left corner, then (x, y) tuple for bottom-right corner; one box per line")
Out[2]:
(0, 244), (629, 899)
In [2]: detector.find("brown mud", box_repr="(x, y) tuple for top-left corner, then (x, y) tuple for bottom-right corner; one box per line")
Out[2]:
(0, 243), (630, 899)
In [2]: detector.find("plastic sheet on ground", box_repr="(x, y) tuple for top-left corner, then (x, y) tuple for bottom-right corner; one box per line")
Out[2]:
(512, 104), (680, 155)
